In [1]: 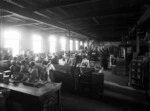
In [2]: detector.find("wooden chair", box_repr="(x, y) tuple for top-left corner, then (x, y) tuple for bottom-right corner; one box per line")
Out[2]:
(78, 68), (95, 96)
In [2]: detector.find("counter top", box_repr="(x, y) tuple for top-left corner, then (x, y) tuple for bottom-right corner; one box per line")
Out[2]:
(0, 82), (61, 97)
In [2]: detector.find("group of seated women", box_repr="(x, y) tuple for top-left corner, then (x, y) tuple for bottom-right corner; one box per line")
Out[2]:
(10, 57), (55, 82)
(9, 52), (103, 83)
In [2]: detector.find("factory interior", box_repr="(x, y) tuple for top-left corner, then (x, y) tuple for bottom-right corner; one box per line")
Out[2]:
(0, 0), (150, 111)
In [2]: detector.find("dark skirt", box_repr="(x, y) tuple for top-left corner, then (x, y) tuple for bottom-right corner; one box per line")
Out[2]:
(49, 70), (54, 82)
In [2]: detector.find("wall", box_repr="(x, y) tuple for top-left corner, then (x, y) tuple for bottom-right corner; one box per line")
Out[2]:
(20, 28), (32, 51)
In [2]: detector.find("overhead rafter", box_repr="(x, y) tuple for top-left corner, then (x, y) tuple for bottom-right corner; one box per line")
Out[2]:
(0, 14), (12, 18)
(32, 0), (99, 11)
(92, 17), (99, 25)
(10, 22), (41, 27)
(80, 26), (128, 32)
(62, 6), (141, 20)
(10, 0), (37, 8)
(0, 1), (89, 39)
(6, 0), (24, 8)
(10, 0), (69, 19)
(74, 20), (137, 29)
(54, 7), (70, 17)
(0, 9), (13, 18)
(138, 5), (150, 25)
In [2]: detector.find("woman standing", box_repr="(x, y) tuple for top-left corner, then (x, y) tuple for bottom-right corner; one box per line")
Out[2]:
(47, 59), (55, 82)
(40, 61), (48, 81)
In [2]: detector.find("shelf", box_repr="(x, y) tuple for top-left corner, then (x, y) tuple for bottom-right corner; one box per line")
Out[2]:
(129, 58), (147, 90)
(130, 83), (143, 87)
(131, 78), (142, 80)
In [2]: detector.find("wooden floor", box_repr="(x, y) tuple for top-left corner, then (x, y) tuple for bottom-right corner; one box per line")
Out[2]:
(61, 91), (150, 111)
(104, 70), (128, 86)
(60, 69), (150, 111)
(0, 69), (149, 111)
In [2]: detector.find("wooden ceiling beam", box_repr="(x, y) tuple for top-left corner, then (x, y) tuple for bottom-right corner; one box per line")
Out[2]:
(11, 22), (41, 27)
(80, 27), (128, 32)
(62, 6), (141, 20)
(32, 0), (99, 11)
(0, 1), (89, 39)
(0, 9), (13, 18)
(11, 0), (34, 8)
(74, 21), (136, 29)
(138, 5), (150, 25)
(78, 25), (129, 35)
(71, 18), (138, 27)
(92, 17), (99, 25)
(2, 21), (41, 28)
(0, 13), (12, 18)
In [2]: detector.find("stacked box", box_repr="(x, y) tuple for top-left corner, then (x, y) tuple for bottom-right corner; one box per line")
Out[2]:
(129, 59), (144, 89)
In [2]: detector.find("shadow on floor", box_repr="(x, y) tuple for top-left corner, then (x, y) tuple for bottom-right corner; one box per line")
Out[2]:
(61, 92), (150, 111)
(104, 70), (128, 86)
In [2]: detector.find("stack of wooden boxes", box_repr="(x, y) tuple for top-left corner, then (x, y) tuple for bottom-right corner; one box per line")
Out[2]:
(129, 59), (144, 89)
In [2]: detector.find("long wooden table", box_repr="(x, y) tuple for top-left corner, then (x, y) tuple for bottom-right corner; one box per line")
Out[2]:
(0, 82), (62, 111)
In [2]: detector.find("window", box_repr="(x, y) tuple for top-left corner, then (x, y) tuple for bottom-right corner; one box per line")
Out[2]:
(49, 35), (56, 53)
(79, 41), (83, 49)
(32, 34), (42, 53)
(75, 40), (79, 51)
(4, 29), (20, 57)
(84, 41), (87, 48)
(70, 40), (73, 51)
(80, 41), (83, 46)
(60, 37), (66, 51)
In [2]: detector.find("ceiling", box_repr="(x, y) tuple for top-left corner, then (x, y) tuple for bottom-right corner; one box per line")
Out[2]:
(0, 0), (148, 41)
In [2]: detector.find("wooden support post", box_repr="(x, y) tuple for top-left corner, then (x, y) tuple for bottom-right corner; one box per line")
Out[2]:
(68, 30), (71, 57)
(136, 33), (140, 55)
(0, 26), (2, 50)
(148, 40), (150, 97)
(0, 24), (3, 59)
(149, 40), (150, 75)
